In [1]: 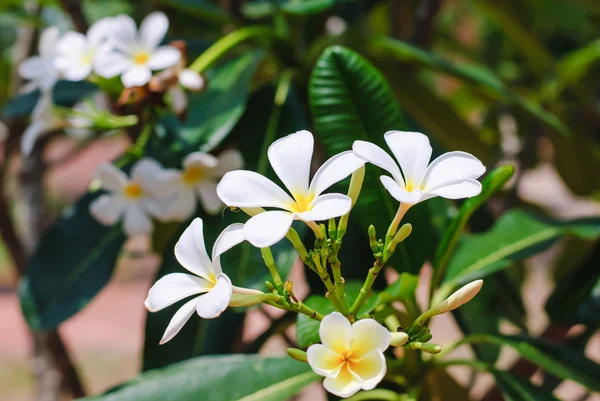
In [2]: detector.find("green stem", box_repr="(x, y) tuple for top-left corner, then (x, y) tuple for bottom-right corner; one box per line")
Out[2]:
(330, 252), (346, 306)
(349, 260), (383, 315)
(312, 252), (348, 314)
(345, 389), (403, 401)
(385, 203), (411, 245)
(189, 26), (276, 73)
(285, 228), (316, 271)
(260, 247), (283, 292)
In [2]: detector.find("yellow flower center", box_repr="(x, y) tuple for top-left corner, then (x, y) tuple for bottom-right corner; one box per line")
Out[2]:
(124, 183), (143, 199)
(290, 192), (314, 213)
(405, 180), (423, 192)
(133, 50), (151, 65)
(182, 165), (206, 185)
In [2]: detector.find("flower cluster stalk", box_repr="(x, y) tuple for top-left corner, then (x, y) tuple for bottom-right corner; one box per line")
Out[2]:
(260, 247), (284, 293)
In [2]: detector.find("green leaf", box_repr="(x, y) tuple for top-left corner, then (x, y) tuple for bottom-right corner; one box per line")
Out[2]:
(296, 281), (379, 348)
(2, 80), (98, 119)
(177, 51), (263, 151)
(19, 192), (125, 330)
(79, 355), (318, 401)
(432, 165), (514, 288)
(419, 369), (471, 401)
(150, 0), (233, 26)
(309, 45), (438, 275)
(441, 210), (600, 291)
(468, 334), (600, 392)
(491, 369), (560, 401)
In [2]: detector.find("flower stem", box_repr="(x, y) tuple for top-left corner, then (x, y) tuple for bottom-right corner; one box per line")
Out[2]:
(189, 26), (276, 73)
(306, 220), (325, 240)
(285, 228), (316, 271)
(260, 247), (284, 293)
(349, 260), (383, 315)
(344, 389), (403, 401)
(385, 203), (411, 244)
(311, 252), (348, 314)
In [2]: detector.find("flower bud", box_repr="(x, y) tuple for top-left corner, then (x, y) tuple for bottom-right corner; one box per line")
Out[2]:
(229, 290), (279, 307)
(390, 332), (409, 347)
(347, 165), (365, 207)
(368, 225), (378, 250)
(430, 280), (483, 315)
(387, 223), (412, 253)
(420, 343), (442, 354)
(287, 348), (308, 363)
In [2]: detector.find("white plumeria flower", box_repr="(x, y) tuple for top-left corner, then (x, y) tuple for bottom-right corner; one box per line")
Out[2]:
(307, 312), (390, 398)
(145, 218), (251, 344)
(94, 12), (181, 87)
(353, 131), (486, 205)
(21, 91), (65, 155)
(90, 159), (168, 236)
(168, 69), (205, 114)
(161, 149), (243, 220)
(19, 27), (61, 91)
(55, 17), (115, 81)
(217, 130), (365, 247)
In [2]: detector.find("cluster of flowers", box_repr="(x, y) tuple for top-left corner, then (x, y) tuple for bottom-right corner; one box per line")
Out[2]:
(18, 12), (202, 154)
(138, 130), (486, 398)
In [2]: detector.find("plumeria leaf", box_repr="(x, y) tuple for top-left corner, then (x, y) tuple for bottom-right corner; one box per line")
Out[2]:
(79, 355), (318, 401)
(309, 45), (440, 275)
(19, 191), (125, 330)
(441, 210), (600, 293)
(296, 281), (379, 349)
(491, 369), (561, 401)
(420, 369), (471, 401)
(152, 0), (233, 26)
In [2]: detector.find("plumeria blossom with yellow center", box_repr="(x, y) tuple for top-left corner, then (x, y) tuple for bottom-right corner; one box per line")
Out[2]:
(19, 27), (61, 92)
(89, 159), (168, 236)
(145, 218), (261, 344)
(94, 12), (181, 88)
(54, 17), (115, 81)
(307, 312), (390, 398)
(21, 91), (66, 155)
(160, 150), (243, 220)
(353, 131), (486, 206)
(216, 130), (365, 247)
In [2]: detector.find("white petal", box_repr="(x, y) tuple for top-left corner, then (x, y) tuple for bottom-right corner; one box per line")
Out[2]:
(243, 210), (294, 248)
(123, 204), (153, 236)
(140, 11), (169, 49)
(267, 130), (313, 196)
(380, 176), (423, 205)
(61, 63), (92, 82)
(308, 151), (365, 197)
(38, 26), (60, 57)
(141, 198), (169, 220)
(307, 344), (343, 377)
(147, 46), (181, 70)
(348, 349), (386, 391)
(420, 151), (486, 193)
(183, 152), (218, 170)
(352, 140), (404, 186)
(56, 32), (87, 56)
(111, 14), (137, 44)
(384, 131), (432, 187)
(121, 65), (152, 87)
(131, 158), (163, 191)
(21, 121), (47, 156)
(178, 69), (205, 91)
(93, 45), (131, 78)
(19, 57), (53, 80)
(31, 90), (54, 120)
(212, 149), (244, 177)
(174, 218), (214, 279)
(297, 194), (352, 222)
(196, 181), (223, 215)
(323, 367), (363, 398)
(217, 170), (295, 209)
(145, 273), (211, 312)
(95, 162), (127, 192)
(89, 194), (127, 225)
(320, 312), (351, 355)
(425, 179), (482, 200)
(211, 223), (245, 266)
(87, 17), (115, 45)
(195, 273), (232, 319)
(166, 186), (197, 221)
(350, 319), (390, 359)
(159, 297), (198, 345)
(168, 86), (187, 114)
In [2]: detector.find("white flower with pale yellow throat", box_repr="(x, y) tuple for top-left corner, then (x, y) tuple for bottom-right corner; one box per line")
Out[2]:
(160, 149), (243, 220)
(94, 12), (180, 87)
(89, 158), (167, 236)
(145, 218), (258, 344)
(216, 130), (365, 247)
(307, 312), (390, 398)
(353, 131), (485, 205)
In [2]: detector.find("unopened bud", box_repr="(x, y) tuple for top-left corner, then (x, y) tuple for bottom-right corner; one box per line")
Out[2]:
(229, 289), (279, 307)
(287, 348), (308, 363)
(347, 165), (365, 207)
(390, 332), (409, 347)
(420, 343), (442, 354)
(387, 223), (412, 253)
(368, 225), (377, 249)
(419, 333), (433, 343)
(431, 280), (483, 315)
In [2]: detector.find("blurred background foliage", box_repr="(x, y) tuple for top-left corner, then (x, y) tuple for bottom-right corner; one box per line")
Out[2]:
(0, 0), (599, 400)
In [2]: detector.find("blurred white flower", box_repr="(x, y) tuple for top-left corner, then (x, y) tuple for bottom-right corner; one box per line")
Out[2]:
(168, 68), (205, 114)
(353, 131), (486, 205)
(161, 149), (243, 220)
(55, 17), (115, 81)
(94, 12), (181, 87)
(217, 131), (365, 248)
(90, 159), (168, 236)
(145, 218), (254, 344)
(19, 27), (61, 91)
(21, 91), (65, 155)
(307, 312), (390, 398)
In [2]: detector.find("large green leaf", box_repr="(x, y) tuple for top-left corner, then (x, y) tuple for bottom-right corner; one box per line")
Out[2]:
(309, 45), (438, 275)
(177, 51), (263, 151)
(79, 355), (318, 401)
(490, 369), (560, 401)
(19, 192), (125, 330)
(441, 210), (600, 292)
(150, 0), (233, 26)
